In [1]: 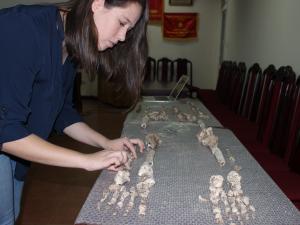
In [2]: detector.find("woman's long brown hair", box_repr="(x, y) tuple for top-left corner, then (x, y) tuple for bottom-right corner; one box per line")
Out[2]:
(58, 0), (148, 104)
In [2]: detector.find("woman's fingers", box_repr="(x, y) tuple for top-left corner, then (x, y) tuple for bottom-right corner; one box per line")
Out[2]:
(122, 137), (137, 158)
(105, 150), (128, 171)
(120, 150), (128, 163)
(129, 138), (145, 153)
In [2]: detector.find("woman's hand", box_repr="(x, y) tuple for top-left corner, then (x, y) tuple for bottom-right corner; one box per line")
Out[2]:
(104, 137), (145, 158)
(83, 149), (129, 171)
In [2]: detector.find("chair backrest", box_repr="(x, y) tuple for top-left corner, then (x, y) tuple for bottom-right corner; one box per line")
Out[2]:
(269, 67), (296, 157)
(172, 58), (193, 86)
(256, 65), (277, 124)
(230, 62), (247, 112)
(225, 62), (239, 107)
(284, 76), (300, 163)
(216, 61), (226, 95)
(216, 61), (235, 104)
(144, 57), (156, 82)
(256, 67), (288, 146)
(156, 57), (173, 82)
(237, 63), (252, 115)
(241, 63), (262, 119)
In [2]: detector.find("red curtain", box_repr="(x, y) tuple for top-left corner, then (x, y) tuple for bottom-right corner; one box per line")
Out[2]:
(163, 13), (198, 39)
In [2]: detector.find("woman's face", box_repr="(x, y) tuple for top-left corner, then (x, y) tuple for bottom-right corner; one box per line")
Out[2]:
(92, 0), (142, 51)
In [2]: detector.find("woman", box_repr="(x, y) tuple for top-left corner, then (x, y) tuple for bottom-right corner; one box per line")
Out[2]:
(0, 0), (148, 224)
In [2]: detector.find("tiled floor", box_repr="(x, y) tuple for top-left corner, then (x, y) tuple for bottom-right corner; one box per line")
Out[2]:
(17, 99), (128, 225)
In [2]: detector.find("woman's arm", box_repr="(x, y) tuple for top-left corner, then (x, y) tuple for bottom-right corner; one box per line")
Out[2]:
(63, 122), (145, 158)
(1, 134), (127, 171)
(63, 122), (110, 149)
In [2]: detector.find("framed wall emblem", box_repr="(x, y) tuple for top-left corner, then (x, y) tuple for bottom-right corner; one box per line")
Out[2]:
(169, 0), (193, 6)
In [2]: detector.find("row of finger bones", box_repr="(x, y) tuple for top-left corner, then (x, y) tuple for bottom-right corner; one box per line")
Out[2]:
(98, 133), (161, 216)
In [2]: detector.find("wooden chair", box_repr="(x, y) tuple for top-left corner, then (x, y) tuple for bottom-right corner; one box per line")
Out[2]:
(230, 62), (247, 112)
(144, 57), (156, 82)
(256, 67), (286, 146)
(226, 62), (239, 107)
(269, 67), (296, 157)
(256, 65), (277, 124)
(216, 61), (235, 104)
(156, 57), (173, 83)
(172, 58), (193, 86)
(285, 77), (300, 170)
(241, 63), (262, 119)
(216, 61), (229, 98)
(289, 128), (300, 174)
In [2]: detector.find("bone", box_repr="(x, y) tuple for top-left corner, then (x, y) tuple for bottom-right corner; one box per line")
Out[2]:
(211, 146), (226, 166)
(124, 186), (138, 215)
(117, 188), (130, 209)
(141, 109), (168, 129)
(196, 127), (226, 166)
(136, 134), (160, 216)
(199, 195), (209, 202)
(100, 189), (110, 203)
(114, 170), (130, 185)
(226, 171), (255, 222)
(141, 115), (150, 129)
(145, 133), (161, 149)
(209, 175), (225, 224)
(108, 185), (124, 205)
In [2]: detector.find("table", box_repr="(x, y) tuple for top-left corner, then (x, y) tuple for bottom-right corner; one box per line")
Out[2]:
(75, 99), (300, 225)
(124, 98), (223, 128)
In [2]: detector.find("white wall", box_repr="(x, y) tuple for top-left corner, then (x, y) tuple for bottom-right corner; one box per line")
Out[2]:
(149, 0), (222, 89)
(224, 0), (300, 75)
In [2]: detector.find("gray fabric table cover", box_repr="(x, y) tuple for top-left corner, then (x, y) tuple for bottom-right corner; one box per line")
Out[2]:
(124, 98), (223, 128)
(75, 122), (300, 225)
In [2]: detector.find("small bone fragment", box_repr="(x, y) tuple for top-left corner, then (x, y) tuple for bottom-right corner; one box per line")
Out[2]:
(117, 188), (130, 209)
(145, 133), (161, 149)
(141, 115), (149, 129)
(138, 162), (154, 178)
(197, 119), (206, 129)
(197, 127), (226, 166)
(139, 204), (147, 215)
(124, 187), (138, 215)
(173, 106), (179, 114)
(108, 185), (124, 205)
(211, 146), (226, 166)
(234, 165), (242, 171)
(100, 189), (110, 203)
(199, 195), (209, 202)
(114, 170), (130, 185)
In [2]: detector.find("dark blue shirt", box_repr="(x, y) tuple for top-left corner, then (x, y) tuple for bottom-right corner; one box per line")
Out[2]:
(0, 5), (82, 180)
